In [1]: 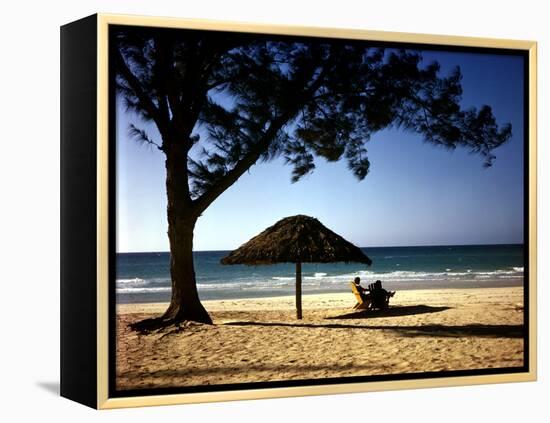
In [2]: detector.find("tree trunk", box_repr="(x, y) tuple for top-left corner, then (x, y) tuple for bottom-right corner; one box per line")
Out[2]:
(161, 218), (212, 324)
(161, 143), (212, 324)
(296, 261), (302, 320)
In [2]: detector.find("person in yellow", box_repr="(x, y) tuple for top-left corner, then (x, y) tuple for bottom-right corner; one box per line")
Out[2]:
(353, 277), (371, 303)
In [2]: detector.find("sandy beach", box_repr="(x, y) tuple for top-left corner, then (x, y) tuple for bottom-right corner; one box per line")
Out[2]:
(116, 286), (524, 391)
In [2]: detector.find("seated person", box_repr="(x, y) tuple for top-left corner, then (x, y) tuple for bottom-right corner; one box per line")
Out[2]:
(353, 277), (371, 303)
(370, 280), (396, 310)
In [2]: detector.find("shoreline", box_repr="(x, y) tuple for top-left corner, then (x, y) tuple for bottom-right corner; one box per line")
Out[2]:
(116, 277), (524, 305)
(116, 281), (523, 314)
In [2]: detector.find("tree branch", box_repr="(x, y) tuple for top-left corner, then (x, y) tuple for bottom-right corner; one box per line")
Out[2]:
(152, 38), (172, 127)
(115, 49), (169, 138)
(192, 58), (335, 214)
(193, 113), (292, 214)
(129, 124), (163, 151)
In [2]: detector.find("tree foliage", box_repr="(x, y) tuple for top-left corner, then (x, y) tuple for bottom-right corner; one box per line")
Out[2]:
(115, 27), (512, 210)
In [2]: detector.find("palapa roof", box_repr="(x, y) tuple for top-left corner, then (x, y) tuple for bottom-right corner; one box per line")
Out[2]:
(221, 215), (372, 266)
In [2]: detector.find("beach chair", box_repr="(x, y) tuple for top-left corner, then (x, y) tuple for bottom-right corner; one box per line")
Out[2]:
(350, 282), (371, 310)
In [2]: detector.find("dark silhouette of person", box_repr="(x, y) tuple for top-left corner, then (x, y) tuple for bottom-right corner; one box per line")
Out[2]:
(370, 280), (395, 310)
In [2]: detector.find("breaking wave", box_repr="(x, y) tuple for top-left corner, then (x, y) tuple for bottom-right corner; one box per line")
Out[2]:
(116, 267), (524, 294)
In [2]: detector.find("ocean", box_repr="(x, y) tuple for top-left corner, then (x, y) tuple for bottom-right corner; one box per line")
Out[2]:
(116, 244), (524, 304)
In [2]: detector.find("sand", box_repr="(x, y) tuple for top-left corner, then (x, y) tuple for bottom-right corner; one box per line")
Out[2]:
(116, 287), (525, 390)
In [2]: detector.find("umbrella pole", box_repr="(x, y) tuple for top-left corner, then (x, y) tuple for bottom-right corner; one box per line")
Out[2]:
(296, 261), (302, 319)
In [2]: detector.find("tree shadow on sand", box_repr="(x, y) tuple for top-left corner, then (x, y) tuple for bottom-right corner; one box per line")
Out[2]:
(223, 321), (523, 339)
(223, 303), (523, 339)
(120, 362), (382, 381)
(327, 305), (451, 320)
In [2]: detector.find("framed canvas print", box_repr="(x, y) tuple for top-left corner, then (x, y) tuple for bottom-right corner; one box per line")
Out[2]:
(60, 14), (537, 409)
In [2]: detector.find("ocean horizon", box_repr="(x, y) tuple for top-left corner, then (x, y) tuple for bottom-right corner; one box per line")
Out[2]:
(115, 244), (524, 304)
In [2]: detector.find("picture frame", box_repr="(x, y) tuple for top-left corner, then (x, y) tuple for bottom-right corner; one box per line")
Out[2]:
(60, 13), (537, 409)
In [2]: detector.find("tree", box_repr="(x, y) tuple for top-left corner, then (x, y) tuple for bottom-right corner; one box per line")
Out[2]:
(114, 27), (512, 328)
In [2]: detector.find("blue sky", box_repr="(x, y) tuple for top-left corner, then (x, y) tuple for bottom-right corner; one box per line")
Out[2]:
(116, 48), (524, 253)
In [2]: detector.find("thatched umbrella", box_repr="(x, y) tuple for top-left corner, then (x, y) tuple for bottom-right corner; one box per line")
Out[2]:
(221, 215), (372, 319)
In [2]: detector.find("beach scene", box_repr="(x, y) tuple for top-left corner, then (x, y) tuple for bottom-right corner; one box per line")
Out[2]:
(113, 26), (525, 391)
(116, 246), (525, 390)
